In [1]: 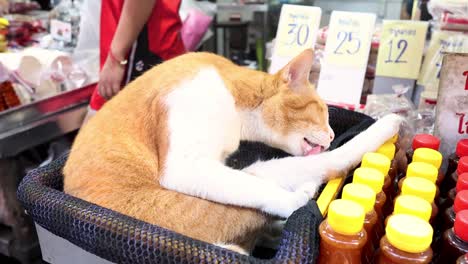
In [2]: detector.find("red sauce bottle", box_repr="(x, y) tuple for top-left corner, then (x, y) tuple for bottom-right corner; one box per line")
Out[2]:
(444, 190), (468, 231)
(445, 139), (468, 186)
(442, 173), (468, 215)
(440, 210), (468, 264)
(444, 157), (468, 199)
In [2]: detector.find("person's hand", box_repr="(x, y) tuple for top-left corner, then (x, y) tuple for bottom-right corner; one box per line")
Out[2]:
(98, 56), (126, 99)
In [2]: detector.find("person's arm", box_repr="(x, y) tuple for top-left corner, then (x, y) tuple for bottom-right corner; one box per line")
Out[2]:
(99, 0), (156, 99)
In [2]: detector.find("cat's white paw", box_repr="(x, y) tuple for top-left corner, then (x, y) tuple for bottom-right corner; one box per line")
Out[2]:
(295, 181), (321, 198)
(371, 114), (404, 141)
(262, 190), (310, 218)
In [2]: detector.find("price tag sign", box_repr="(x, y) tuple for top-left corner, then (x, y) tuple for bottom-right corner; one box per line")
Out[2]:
(323, 11), (376, 68)
(376, 20), (428, 79)
(269, 4), (321, 74)
(317, 11), (376, 105)
(418, 30), (468, 88)
(435, 53), (468, 157)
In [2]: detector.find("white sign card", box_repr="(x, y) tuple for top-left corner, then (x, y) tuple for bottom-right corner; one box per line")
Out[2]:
(268, 4), (321, 74)
(316, 11), (376, 105)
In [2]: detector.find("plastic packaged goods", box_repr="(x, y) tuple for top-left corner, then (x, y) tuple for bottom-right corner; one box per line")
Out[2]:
(318, 199), (367, 264)
(444, 190), (468, 231)
(400, 177), (438, 223)
(376, 214), (433, 264)
(440, 210), (468, 264)
(385, 195), (432, 225)
(342, 183), (378, 264)
(49, 0), (81, 51)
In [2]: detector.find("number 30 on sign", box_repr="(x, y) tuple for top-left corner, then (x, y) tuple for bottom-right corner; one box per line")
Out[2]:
(274, 5), (321, 58)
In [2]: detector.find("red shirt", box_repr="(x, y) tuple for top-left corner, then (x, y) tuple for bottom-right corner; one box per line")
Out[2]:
(89, 0), (186, 111)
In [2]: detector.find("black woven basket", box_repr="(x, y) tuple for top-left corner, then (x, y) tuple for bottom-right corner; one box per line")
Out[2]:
(17, 106), (374, 264)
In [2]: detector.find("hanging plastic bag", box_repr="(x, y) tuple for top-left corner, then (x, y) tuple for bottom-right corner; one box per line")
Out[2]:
(180, 9), (212, 51)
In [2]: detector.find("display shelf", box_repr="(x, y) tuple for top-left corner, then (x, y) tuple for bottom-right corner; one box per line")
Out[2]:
(0, 84), (94, 158)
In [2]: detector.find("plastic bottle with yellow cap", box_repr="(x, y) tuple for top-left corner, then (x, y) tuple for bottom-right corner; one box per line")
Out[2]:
(397, 162), (440, 201)
(376, 214), (433, 264)
(318, 199), (367, 264)
(361, 152), (393, 216)
(352, 167), (386, 247)
(377, 142), (397, 183)
(342, 183), (377, 264)
(353, 167), (386, 219)
(384, 195), (432, 226)
(413, 147), (444, 185)
(399, 177), (438, 223)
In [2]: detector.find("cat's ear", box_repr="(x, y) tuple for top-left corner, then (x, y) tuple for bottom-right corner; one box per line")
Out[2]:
(280, 49), (314, 93)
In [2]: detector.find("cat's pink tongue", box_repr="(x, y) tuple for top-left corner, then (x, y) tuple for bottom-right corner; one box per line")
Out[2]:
(306, 146), (322, 156)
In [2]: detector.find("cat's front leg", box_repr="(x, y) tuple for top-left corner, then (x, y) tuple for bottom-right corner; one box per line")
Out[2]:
(161, 158), (310, 218)
(329, 113), (405, 172)
(243, 114), (404, 192)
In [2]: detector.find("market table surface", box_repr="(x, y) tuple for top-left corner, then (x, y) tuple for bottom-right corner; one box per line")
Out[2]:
(0, 84), (95, 158)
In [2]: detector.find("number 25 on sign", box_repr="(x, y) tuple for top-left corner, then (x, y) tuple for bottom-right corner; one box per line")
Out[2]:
(324, 12), (376, 68)
(274, 5), (321, 58)
(333, 31), (361, 55)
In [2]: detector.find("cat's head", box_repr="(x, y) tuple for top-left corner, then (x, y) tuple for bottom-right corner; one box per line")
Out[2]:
(261, 49), (334, 156)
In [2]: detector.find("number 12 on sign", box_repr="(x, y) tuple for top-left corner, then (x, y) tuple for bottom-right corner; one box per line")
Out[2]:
(385, 39), (408, 63)
(375, 20), (428, 79)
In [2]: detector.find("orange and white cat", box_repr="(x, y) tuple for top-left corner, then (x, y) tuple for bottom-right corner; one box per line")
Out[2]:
(64, 49), (402, 253)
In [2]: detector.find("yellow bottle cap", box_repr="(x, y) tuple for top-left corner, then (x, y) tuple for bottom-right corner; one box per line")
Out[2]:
(342, 183), (376, 213)
(386, 214), (433, 253)
(394, 195), (432, 222)
(361, 152), (391, 176)
(401, 177), (436, 203)
(353, 167), (385, 193)
(406, 162), (438, 183)
(386, 134), (398, 144)
(413, 148), (443, 169)
(377, 143), (396, 160)
(327, 199), (365, 235)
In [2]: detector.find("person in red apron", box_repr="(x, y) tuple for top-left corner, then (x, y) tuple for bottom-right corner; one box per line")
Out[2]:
(87, 0), (186, 117)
